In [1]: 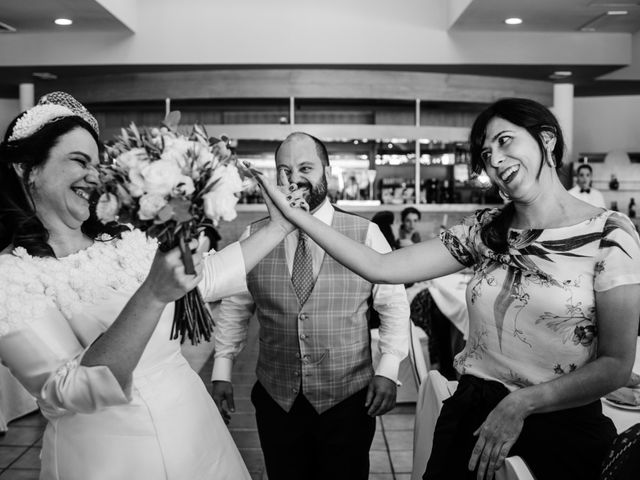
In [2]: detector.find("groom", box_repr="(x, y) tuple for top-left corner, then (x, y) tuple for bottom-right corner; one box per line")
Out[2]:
(211, 132), (410, 480)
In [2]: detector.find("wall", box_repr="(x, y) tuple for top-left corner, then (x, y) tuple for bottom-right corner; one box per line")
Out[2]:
(0, 99), (20, 138)
(574, 95), (640, 213)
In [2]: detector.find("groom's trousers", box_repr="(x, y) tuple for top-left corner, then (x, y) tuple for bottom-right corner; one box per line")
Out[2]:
(251, 381), (376, 480)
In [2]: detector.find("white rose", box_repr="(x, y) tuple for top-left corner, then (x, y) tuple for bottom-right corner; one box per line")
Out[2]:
(205, 164), (244, 193)
(138, 193), (168, 221)
(131, 159), (182, 197)
(175, 175), (195, 196)
(96, 193), (119, 223)
(116, 148), (149, 171)
(201, 164), (244, 223)
(202, 188), (239, 223)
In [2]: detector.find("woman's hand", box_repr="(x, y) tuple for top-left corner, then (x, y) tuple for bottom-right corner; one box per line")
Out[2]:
(256, 169), (308, 223)
(262, 169), (308, 235)
(141, 239), (204, 304)
(468, 392), (528, 480)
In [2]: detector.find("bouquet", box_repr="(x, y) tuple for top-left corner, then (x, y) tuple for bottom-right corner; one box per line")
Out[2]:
(97, 112), (254, 344)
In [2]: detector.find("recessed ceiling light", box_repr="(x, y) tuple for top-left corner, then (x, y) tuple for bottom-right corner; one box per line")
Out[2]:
(32, 72), (58, 80)
(54, 18), (73, 26)
(505, 17), (523, 25)
(607, 10), (628, 15)
(553, 71), (572, 77)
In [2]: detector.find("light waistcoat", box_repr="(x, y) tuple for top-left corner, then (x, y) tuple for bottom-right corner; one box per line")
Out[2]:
(247, 211), (374, 413)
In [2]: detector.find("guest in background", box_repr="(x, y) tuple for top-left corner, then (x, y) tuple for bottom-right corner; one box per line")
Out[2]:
(258, 98), (640, 480)
(398, 206), (422, 247)
(569, 163), (606, 208)
(371, 210), (398, 249)
(211, 132), (410, 480)
(343, 174), (360, 200)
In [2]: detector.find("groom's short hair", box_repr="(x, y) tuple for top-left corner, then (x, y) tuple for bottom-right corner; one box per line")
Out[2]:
(275, 132), (330, 167)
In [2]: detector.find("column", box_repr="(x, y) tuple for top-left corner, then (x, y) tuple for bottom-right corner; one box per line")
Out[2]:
(414, 98), (421, 204)
(553, 83), (574, 164)
(19, 83), (35, 111)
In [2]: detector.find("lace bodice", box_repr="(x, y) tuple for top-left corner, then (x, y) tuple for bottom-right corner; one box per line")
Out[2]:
(0, 229), (156, 337)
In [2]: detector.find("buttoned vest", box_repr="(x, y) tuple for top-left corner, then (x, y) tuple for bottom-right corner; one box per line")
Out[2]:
(247, 210), (374, 413)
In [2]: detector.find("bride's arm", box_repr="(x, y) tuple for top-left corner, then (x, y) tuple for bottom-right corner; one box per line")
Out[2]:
(199, 186), (299, 302)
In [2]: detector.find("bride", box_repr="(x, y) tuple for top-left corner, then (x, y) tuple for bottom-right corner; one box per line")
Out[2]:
(0, 92), (296, 479)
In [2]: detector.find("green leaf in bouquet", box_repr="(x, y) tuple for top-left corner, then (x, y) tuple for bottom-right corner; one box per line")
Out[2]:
(163, 111), (181, 131)
(129, 122), (142, 144)
(168, 197), (193, 223)
(194, 176), (221, 200)
(155, 204), (175, 224)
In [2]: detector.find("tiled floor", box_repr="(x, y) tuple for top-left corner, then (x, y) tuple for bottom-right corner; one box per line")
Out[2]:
(0, 320), (417, 479)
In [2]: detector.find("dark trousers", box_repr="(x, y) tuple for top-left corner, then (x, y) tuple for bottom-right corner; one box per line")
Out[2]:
(424, 375), (617, 480)
(251, 381), (376, 480)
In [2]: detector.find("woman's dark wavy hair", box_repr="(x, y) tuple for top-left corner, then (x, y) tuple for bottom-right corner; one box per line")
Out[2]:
(0, 115), (129, 257)
(469, 97), (565, 253)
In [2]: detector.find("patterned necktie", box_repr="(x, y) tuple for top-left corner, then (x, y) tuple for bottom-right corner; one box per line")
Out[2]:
(291, 232), (314, 304)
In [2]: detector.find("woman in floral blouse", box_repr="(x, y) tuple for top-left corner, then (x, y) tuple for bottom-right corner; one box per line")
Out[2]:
(259, 98), (640, 480)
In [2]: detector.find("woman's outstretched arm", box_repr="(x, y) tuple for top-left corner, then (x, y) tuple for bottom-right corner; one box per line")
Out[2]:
(258, 173), (465, 284)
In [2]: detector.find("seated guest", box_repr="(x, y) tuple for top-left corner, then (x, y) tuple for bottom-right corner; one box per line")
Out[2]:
(398, 206), (422, 247)
(258, 98), (640, 480)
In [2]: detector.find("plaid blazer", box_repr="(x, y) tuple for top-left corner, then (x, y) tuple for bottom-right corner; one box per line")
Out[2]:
(247, 210), (374, 413)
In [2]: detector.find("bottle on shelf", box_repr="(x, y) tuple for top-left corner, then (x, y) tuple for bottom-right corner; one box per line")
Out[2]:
(629, 198), (636, 219)
(609, 174), (619, 191)
(611, 200), (619, 212)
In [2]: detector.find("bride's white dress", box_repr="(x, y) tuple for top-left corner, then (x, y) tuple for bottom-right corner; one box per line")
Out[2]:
(0, 230), (251, 480)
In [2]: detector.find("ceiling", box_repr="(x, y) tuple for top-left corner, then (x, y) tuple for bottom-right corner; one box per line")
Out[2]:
(0, 0), (127, 33)
(1, 0), (640, 98)
(451, 0), (640, 33)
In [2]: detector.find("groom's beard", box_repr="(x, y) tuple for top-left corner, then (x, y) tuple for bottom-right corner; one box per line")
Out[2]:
(296, 175), (328, 211)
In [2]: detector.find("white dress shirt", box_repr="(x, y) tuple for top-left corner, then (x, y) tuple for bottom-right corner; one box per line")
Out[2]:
(212, 199), (410, 383)
(568, 185), (606, 208)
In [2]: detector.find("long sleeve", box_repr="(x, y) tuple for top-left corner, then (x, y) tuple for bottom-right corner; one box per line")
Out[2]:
(211, 227), (256, 382)
(366, 223), (411, 382)
(198, 241), (248, 302)
(0, 302), (130, 417)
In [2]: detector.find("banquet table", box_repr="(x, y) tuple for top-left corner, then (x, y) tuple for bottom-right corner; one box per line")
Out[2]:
(601, 337), (640, 433)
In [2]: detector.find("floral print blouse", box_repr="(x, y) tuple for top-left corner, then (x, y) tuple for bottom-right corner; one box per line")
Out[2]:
(440, 208), (640, 391)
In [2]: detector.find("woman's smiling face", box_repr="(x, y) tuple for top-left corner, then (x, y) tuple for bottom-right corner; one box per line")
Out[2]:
(29, 126), (100, 230)
(480, 117), (552, 200)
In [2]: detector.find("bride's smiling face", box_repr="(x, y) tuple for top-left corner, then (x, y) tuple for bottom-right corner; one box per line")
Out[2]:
(29, 127), (100, 230)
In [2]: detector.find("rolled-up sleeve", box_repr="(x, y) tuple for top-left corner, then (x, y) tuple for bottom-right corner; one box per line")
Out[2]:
(0, 306), (130, 416)
(198, 242), (247, 302)
(367, 223), (410, 382)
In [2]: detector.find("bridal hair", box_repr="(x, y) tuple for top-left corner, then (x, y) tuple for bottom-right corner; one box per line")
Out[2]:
(0, 93), (127, 257)
(468, 98), (565, 253)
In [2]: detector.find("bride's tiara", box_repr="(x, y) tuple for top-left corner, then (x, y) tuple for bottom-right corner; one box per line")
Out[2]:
(8, 91), (99, 142)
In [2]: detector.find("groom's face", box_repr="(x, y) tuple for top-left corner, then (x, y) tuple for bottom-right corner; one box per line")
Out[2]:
(275, 135), (328, 212)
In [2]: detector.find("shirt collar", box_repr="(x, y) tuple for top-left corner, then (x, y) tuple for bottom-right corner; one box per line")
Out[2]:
(312, 198), (334, 226)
